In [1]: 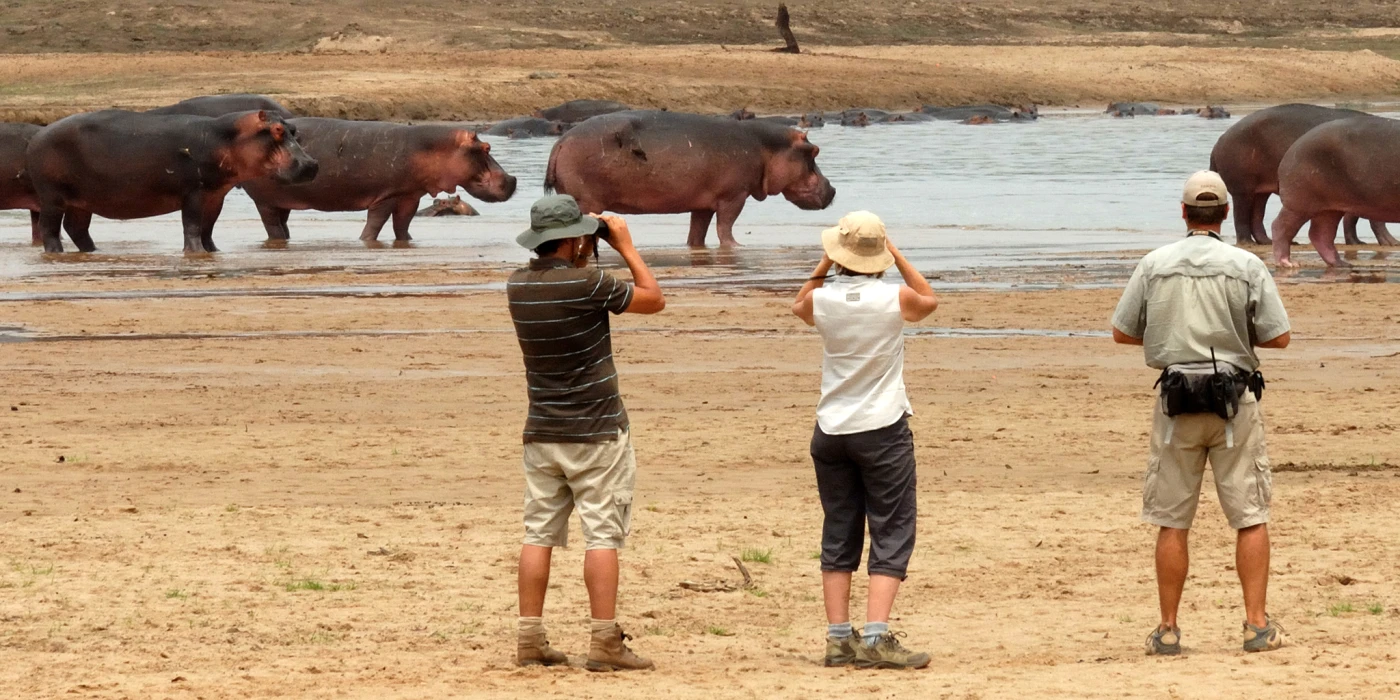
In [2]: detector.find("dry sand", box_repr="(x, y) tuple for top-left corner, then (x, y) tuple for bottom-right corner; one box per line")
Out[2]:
(1, 266), (1398, 698)
(5, 44), (1400, 123)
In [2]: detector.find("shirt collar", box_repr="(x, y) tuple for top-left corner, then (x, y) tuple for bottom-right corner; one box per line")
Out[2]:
(529, 257), (575, 270)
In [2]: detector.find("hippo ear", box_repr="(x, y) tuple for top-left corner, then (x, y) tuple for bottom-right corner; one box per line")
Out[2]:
(256, 110), (270, 125)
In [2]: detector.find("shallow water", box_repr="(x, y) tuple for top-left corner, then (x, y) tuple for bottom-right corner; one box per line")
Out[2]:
(2, 111), (1398, 287)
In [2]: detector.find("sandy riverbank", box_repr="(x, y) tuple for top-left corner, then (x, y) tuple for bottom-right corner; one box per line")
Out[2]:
(1, 268), (1397, 698)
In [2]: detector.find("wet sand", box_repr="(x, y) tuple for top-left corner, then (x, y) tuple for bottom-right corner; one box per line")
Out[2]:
(1, 264), (1398, 698)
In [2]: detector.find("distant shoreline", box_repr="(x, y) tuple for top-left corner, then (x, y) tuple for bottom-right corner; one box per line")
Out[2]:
(4, 44), (1400, 124)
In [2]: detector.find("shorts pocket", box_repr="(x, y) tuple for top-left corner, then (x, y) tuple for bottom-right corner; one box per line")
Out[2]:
(614, 490), (634, 537)
(1254, 454), (1273, 508)
(1142, 456), (1162, 513)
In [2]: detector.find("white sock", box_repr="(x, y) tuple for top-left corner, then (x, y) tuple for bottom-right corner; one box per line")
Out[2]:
(519, 616), (545, 637)
(591, 618), (616, 633)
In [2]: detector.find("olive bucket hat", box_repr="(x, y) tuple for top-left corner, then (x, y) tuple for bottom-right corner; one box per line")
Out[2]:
(517, 194), (602, 249)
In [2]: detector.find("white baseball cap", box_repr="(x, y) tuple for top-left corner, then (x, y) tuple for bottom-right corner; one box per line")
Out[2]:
(1183, 171), (1229, 206)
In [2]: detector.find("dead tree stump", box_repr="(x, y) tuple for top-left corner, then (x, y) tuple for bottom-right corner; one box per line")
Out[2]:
(773, 3), (800, 53)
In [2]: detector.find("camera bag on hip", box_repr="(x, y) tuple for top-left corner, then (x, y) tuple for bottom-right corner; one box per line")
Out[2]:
(1154, 348), (1251, 421)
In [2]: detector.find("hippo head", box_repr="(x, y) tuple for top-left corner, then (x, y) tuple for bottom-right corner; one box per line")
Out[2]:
(428, 130), (517, 203)
(228, 110), (318, 184)
(763, 130), (835, 211)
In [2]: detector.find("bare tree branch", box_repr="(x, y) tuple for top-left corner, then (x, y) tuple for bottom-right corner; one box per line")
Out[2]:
(773, 3), (800, 53)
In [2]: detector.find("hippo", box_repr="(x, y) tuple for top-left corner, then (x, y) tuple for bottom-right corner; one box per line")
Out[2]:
(922, 104), (1038, 122)
(881, 112), (935, 124)
(729, 108), (757, 121)
(962, 115), (997, 125)
(838, 108), (892, 123)
(544, 110), (835, 247)
(1209, 103), (1392, 246)
(0, 123), (42, 245)
(534, 99), (630, 124)
(755, 115), (800, 126)
(840, 112), (871, 128)
(1271, 116), (1400, 267)
(1197, 106), (1231, 119)
(797, 113), (825, 129)
(416, 194), (478, 217)
(1105, 102), (1177, 117)
(26, 109), (316, 253)
(242, 118), (515, 243)
(484, 117), (568, 139)
(147, 94), (295, 120)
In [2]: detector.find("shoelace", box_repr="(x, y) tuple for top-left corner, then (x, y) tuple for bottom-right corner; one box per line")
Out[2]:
(880, 631), (911, 652)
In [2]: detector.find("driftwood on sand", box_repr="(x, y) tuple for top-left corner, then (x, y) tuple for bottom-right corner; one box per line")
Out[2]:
(773, 4), (800, 54)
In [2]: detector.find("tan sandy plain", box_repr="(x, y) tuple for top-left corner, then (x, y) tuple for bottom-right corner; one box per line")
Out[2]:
(0, 262), (1398, 699)
(6, 44), (1400, 123)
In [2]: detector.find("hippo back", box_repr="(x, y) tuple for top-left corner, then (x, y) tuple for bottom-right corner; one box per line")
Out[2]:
(1210, 104), (1371, 192)
(148, 94), (295, 120)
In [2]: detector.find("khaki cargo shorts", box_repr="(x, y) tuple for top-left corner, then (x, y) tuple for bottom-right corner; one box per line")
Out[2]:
(521, 430), (636, 550)
(1142, 394), (1273, 530)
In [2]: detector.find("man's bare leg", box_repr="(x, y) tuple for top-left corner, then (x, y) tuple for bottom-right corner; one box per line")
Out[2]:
(866, 574), (901, 624)
(584, 548), (619, 620)
(1236, 524), (1270, 628)
(518, 544), (553, 616)
(1156, 527), (1190, 629)
(822, 571), (853, 624)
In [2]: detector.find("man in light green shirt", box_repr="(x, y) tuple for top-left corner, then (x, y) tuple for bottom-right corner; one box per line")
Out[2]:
(1112, 171), (1291, 657)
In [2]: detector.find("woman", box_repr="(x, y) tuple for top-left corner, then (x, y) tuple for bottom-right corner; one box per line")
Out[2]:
(791, 211), (939, 670)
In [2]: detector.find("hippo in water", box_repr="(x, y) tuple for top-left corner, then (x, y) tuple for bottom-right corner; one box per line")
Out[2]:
(147, 94), (295, 120)
(26, 109), (317, 253)
(729, 108), (757, 120)
(1273, 116), (1400, 267)
(1105, 102), (1177, 117)
(1209, 103), (1392, 246)
(881, 112), (935, 124)
(922, 104), (1038, 122)
(484, 117), (569, 139)
(416, 194), (478, 217)
(1196, 106), (1231, 119)
(242, 118), (515, 242)
(0, 123), (42, 245)
(797, 113), (825, 128)
(545, 110), (835, 247)
(840, 112), (872, 127)
(534, 100), (630, 124)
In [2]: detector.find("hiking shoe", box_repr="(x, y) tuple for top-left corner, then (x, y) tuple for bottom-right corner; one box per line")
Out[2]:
(1243, 617), (1284, 653)
(824, 635), (858, 667)
(586, 624), (655, 672)
(516, 631), (568, 667)
(855, 631), (930, 670)
(1145, 625), (1181, 656)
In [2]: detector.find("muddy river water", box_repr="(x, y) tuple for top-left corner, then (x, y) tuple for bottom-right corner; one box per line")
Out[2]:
(2, 110), (1398, 290)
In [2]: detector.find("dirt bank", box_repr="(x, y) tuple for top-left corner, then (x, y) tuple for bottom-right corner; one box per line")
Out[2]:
(0, 271), (1397, 698)
(4, 44), (1400, 123)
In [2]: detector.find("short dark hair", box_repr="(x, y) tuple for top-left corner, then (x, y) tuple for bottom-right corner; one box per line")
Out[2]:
(534, 238), (566, 257)
(1184, 193), (1228, 226)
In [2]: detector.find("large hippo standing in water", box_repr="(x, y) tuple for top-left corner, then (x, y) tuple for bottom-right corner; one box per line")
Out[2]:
(1209, 103), (1392, 246)
(147, 94), (295, 120)
(544, 110), (836, 246)
(26, 110), (317, 253)
(534, 100), (630, 124)
(242, 118), (516, 242)
(0, 123), (42, 245)
(1272, 116), (1400, 267)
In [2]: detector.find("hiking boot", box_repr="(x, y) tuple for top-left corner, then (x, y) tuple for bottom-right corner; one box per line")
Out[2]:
(824, 635), (859, 667)
(1145, 625), (1181, 656)
(854, 631), (930, 670)
(1243, 617), (1284, 653)
(586, 624), (654, 672)
(516, 631), (569, 667)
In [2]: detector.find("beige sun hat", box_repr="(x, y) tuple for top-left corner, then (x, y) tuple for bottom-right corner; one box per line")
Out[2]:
(821, 211), (895, 274)
(1182, 170), (1229, 206)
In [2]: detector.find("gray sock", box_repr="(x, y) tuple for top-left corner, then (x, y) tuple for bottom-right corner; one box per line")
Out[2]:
(827, 622), (853, 639)
(862, 621), (889, 646)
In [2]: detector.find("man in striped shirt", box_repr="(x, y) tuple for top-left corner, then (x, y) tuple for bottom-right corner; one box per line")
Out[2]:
(507, 194), (665, 671)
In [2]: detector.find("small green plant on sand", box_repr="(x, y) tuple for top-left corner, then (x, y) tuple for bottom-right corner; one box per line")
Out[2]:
(165, 589), (187, 599)
(748, 588), (769, 598)
(706, 625), (733, 636)
(285, 579), (355, 593)
(1368, 603), (1385, 615)
(741, 548), (772, 564)
(1328, 601), (1355, 616)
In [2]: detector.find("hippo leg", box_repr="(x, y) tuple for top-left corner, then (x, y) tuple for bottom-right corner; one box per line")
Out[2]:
(29, 211), (40, 246)
(360, 201), (393, 242)
(390, 196), (418, 241)
(1307, 212), (1348, 267)
(37, 206), (64, 253)
(1270, 207), (1309, 268)
(1230, 190), (1256, 244)
(1249, 193), (1271, 245)
(181, 197), (211, 254)
(687, 211), (714, 247)
(63, 209), (96, 253)
(1372, 220), (1399, 246)
(714, 200), (747, 247)
(1343, 215), (1362, 245)
(198, 196), (225, 253)
(256, 203), (292, 240)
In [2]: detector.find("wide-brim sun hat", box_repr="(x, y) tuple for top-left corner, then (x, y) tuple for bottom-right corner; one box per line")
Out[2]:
(821, 210), (895, 274)
(517, 194), (602, 249)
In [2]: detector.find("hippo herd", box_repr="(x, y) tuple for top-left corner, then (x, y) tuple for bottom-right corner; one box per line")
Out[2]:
(0, 96), (1396, 264)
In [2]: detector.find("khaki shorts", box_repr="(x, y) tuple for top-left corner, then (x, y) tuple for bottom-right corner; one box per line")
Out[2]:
(522, 430), (636, 550)
(1142, 394), (1273, 530)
